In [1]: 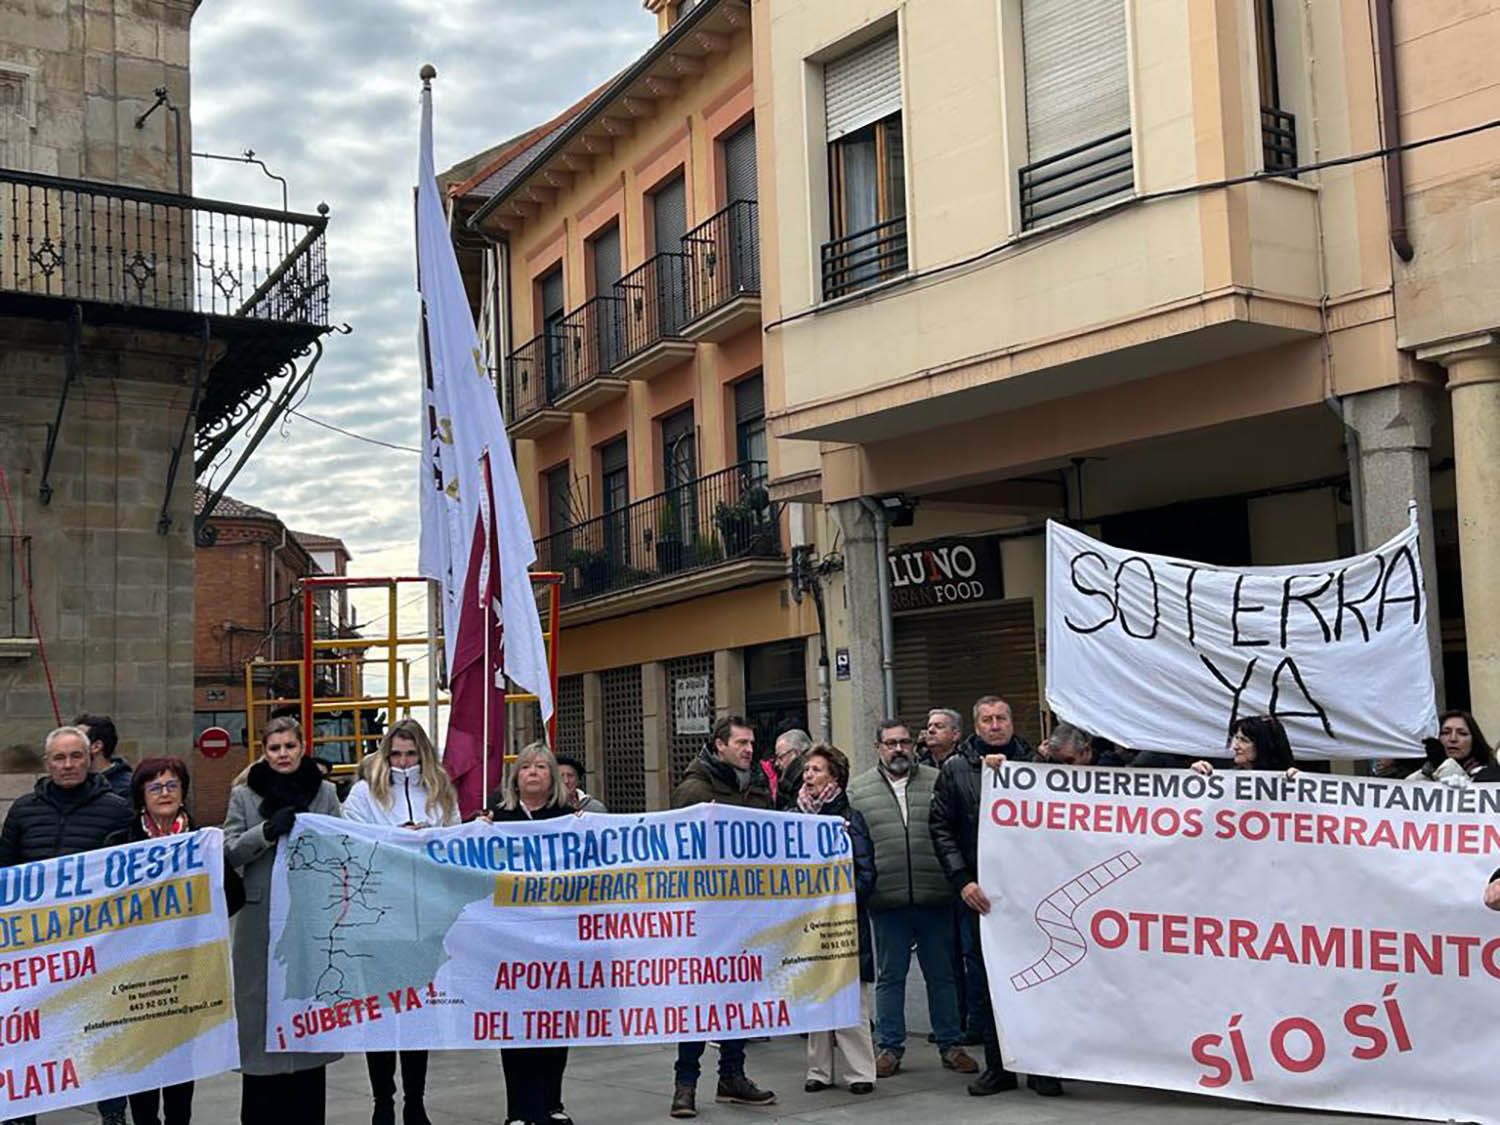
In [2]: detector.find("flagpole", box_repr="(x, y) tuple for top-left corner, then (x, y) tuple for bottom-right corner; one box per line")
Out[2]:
(481, 448), (492, 807)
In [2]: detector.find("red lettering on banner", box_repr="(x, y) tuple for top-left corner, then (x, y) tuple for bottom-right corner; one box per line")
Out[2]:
(0, 1056), (80, 1100)
(290, 995), (382, 1039)
(576, 909), (698, 942)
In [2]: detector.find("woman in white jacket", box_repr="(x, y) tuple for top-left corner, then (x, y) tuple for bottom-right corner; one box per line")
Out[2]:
(342, 719), (459, 1125)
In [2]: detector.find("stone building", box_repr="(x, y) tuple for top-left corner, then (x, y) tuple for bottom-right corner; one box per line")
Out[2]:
(0, 1), (330, 803)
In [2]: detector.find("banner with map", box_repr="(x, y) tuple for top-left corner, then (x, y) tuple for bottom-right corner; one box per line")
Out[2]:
(264, 808), (860, 1051)
(0, 829), (237, 1118)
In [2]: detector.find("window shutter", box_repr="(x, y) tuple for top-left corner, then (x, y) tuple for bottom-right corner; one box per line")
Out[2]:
(1022, 0), (1129, 160)
(591, 225), (621, 292)
(825, 31), (901, 142)
(652, 175), (687, 253)
(724, 121), (757, 203)
(540, 268), (564, 319)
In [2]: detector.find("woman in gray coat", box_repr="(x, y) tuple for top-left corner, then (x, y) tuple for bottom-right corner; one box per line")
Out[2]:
(223, 716), (342, 1124)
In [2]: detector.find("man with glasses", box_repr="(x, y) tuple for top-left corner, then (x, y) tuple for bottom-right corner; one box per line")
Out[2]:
(848, 719), (976, 1079)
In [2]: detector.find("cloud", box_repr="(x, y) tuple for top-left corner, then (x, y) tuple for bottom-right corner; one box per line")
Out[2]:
(191, 0), (653, 565)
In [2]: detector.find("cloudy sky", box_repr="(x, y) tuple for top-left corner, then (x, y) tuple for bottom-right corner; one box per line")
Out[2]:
(191, 1), (655, 593)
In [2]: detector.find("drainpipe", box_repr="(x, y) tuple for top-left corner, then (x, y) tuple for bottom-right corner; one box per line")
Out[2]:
(859, 497), (897, 717)
(1372, 0), (1414, 262)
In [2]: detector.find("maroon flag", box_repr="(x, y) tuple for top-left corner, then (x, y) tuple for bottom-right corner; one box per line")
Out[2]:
(444, 452), (507, 817)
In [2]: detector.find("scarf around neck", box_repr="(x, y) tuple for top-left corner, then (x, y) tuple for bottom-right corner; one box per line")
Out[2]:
(797, 782), (843, 815)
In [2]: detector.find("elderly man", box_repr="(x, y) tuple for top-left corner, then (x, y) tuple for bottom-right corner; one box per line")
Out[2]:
(919, 709), (963, 768)
(766, 728), (810, 809)
(1, 726), (132, 1125)
(555, 754), (607, 813)
(932, 698), (1064, 1099)
(848, 719), (976, 1078)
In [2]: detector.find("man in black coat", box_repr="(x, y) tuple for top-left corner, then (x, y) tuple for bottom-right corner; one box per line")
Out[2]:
(74, 712), (132, 801)
(1, 725), (132, 1125)
(931, 697), (1063, 1100)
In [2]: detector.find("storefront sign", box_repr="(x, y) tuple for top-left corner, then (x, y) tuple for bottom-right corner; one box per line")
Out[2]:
(980, 763), (1500, 1125)
(673, 675), (712, 736)
(265, 809), (859, 1050)
(1045, 520), (1437, 759)
(887, 536), (1003, 611)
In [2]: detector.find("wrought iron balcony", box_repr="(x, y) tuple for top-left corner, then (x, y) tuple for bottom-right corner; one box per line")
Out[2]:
(503, 330), (570, 438)
(613, 251), (695, 379)
(536, 460), (781, 606)
(821, 215), (907, 301)
(1261, 107), (1298, 176)
(1019, 128), (1134, 229)
(682, 199), (760, 338)
(0, 167), (331, 442)
(555, 295), (629, 410)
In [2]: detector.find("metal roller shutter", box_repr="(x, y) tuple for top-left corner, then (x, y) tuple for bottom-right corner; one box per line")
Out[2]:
(1022, 0), (1130, 160)
(825, 31), (902, 141)
(893, 599), (1042, 745)
(724, 121), (758, 204)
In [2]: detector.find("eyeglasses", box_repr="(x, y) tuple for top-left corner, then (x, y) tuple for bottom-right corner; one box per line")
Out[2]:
(145, 780), (181, 797)
(880, 738), (915, 749)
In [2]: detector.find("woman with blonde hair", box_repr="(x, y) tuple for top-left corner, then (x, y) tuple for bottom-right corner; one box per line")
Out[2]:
(485, 742), (574, 1125)
(223, 715), (342, 1124)
(341, 719), (457, 1125)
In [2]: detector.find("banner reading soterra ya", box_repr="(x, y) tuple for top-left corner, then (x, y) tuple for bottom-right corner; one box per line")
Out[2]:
(979, 763), (1500, 1124)
(265, 808), (858, 1051)
(1045, 519), (1438, 759)
(0, 829), (237, 1118)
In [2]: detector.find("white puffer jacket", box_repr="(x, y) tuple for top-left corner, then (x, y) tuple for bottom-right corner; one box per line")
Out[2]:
(342, 766), (458, 828)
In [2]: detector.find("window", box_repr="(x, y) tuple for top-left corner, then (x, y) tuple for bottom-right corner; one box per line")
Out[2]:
(723, 120), (758, 205)
(821, 31), (908, 299)
(1018, 0), (1133, 228)
(588, 224), (623, 370)
(734, 374), (766, 467)
(649, 173), (690, 334)
(660, 406), (697, 546)
(1256, 0), (1297, 174)
(545, 464), (573, 536)
(537, 265), (566, 395)
(601, 438), (630, 565)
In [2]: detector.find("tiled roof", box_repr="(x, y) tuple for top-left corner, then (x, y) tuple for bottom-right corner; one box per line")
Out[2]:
(293, 531), (351, 557)
(193, 486), (277, 521)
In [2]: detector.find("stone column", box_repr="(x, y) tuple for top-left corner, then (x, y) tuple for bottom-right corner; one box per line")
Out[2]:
(1419, 334), (1500, 734)
(713, 648), (745, 719)
(641, 661), (670, 810)
(831, 499), (886, 774)
(1342, 383), (1444, 706)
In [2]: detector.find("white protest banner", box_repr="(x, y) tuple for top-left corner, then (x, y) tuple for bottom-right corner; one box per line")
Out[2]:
(264, 807), (858, 1051)
(1045, 519), (1437, 759)
(0, 829), (237, 1117)
(979, 763), (1500, 1124)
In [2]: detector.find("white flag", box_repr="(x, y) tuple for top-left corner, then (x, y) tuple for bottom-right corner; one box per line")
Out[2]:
(415, 77), (553, 721)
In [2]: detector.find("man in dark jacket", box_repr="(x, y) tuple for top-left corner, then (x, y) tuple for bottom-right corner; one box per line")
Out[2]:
(847, 718), (976, 1078)
(1, 726), (132, 1125)
(960, 696), (1034, 763)
(667, 716), (775, 1118)
(74, 712), (131, 801)
(931, 698), (1064, 1100)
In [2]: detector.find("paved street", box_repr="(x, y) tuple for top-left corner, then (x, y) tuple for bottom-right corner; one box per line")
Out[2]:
(31, 1037), (1434, 1124)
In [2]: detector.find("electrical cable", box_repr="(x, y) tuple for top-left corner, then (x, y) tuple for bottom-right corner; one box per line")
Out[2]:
(287, 409), (422, 454)
(763, 115), (1500, 335)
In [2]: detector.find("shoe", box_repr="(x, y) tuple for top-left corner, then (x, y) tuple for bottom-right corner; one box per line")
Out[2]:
(874, 1050), (900, 1078)
(1028, 1074), (1065, 1097)
(670, 1085), (697, 1119)
(804, 1079), (831, 1092)
(373, 1102), (396, 1125)
(967, 1067), (1019, 1096)
(101, 1116), (127, 1125)
(849, 1082), (875, 1095)
(549, 1111), (574, 1125)
(402, 1103), (431, 1125)
(940, 1047), (979, 1073)
(715, 1075), (776, 1106)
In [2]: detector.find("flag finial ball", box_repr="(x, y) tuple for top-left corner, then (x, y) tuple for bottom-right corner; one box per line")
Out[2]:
(420, 64), (438, 86)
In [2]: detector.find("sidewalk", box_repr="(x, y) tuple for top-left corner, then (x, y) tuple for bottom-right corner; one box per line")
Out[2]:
(34, 1037), (1431, 1123)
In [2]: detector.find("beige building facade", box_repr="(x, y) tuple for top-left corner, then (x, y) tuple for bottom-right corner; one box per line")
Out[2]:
(752, 0), (1500, 759)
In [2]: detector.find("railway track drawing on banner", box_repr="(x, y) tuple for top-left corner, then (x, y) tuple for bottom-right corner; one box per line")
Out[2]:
(1009, 850), (1141, 991)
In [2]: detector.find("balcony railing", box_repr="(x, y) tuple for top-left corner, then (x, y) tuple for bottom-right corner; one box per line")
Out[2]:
(1019, 128), (1134, 229)
(683, 199), (760, 321)
(1261, 107), (1298, 176)
(505, 330), (564, 425)
(558, 294), (626, 392)
(821, 215), (907, 301)
(616, 251), (691, 361)
(0, 168), (328, 326)
(536, 460), (780, 605)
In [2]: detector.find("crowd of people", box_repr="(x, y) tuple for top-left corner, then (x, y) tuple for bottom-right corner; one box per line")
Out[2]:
(2, 698), (1495, 1125)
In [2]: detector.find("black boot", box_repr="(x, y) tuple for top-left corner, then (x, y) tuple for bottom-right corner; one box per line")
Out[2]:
(967, 1067), (1018, 1096)
(372, 1101), (396, 1125)
(402, 1102), (431, 1125)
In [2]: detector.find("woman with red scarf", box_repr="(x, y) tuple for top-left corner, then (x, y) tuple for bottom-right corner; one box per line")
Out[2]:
(105, 756), (242, 1123)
